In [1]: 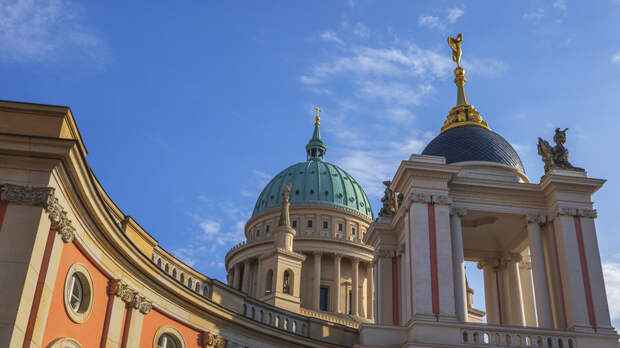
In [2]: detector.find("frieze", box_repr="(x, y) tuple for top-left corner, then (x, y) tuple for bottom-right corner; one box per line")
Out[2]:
(374, 248), (396, 258)
(557, 207), (597, 218)
(108, 279), (152, 314)
(450, 207), (468, 217)
(410, 192), (452, 205)
(0, 184), (75, 243)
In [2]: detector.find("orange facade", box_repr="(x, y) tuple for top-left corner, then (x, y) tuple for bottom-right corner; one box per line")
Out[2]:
(140, 309), (202, 348)
(42, 242), (110, 347)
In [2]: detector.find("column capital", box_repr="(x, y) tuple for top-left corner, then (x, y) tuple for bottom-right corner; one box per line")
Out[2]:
(201, 331), (228, 348)
(410, 192), (452, 205)
(314, 251), (322, 258)
(450, 207), (468, 217)
(108, 279), (152, 314)
(333, 253), (343, 260)
(0, 183), (76, 243)
(526, 213), (548, 225)
(556, 207), (597, 218)
(351, 257), (360, 265)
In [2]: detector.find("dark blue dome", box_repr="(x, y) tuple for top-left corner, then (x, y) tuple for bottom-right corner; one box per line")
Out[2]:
(422, 126), (525, 173)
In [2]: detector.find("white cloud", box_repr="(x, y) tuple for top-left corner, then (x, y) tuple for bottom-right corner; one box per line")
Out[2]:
(353, 23), (370, 38)
(418, 7), (465, 31)
(603, 261), (620, 324)
(446, 7), (465, 24)
(552, 0), (566, 10)
(523, 8), (545, 21)
(300, 75), (321, 85)
(320, 31), (344, 45)
(356, 80), (434, 106)
(612, 53), (620, 64)
(199, 219), (221, 237)
(418, 15), (443, 30)
(0, 0), (105, 64)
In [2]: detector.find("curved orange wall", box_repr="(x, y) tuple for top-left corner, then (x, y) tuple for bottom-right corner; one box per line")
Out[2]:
(140, 309), (201, 348)
(42, 242), (110, 347)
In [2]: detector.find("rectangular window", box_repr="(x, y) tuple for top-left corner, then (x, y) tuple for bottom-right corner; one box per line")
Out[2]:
(320, 287), (329, 311)
(338, 223), (343, 232)
(323, 221), (328, 229)
(307, 220), (313, 228)
(348, 291), (352, 315)
(266, 225), (270, 232)
(352, 228), (356, 235)
(292, 220), (297, 228)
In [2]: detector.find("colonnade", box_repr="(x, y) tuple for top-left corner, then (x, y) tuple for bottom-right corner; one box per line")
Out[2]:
(309, 251), (374, 319)
(227, 252), (375, 320)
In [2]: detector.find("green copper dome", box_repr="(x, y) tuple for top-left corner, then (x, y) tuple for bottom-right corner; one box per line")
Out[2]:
(252, 120), (374, 220)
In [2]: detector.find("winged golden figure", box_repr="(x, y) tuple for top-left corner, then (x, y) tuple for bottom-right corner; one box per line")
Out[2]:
(447, 33), (463, 67)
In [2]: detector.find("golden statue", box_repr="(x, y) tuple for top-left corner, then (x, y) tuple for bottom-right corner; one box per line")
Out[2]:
(447, 33), (463, 68)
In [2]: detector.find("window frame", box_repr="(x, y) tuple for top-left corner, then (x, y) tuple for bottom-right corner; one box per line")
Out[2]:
(64, 263), (94, 324)
(153, 326), (186, 348)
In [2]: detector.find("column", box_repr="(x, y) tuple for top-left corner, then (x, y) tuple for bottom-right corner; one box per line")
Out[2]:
(333, 254), (342, 313)
(526, 215), (553, 328)
(519, 261), (537, 326)
(104, 280), (135, 348)
(367, 261), (374, 320)
(374, 249), (394, 325)
(479, 260), (500, 325)
(450, 207), (468, 322)
(123, 296), (152, 348)
(313, 252), (321, 310)
(232, 263), (241, 290)
(506, 254), (526, 326)
(578, 210), (614, 332)
(242, 259), (251, 293)
(352, 258), (359, 316)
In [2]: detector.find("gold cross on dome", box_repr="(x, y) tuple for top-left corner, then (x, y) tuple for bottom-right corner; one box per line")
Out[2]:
(314, 105), (322, 126)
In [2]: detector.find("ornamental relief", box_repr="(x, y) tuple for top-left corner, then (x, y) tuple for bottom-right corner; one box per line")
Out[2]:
(410, 192), (451, 206)
(0, 184), (76, 243)
(557, 207), (597, 218)
(108, 279), (152, 314)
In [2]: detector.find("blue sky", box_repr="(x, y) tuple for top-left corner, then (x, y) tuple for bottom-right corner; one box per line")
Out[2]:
(3, 0), (620, 325)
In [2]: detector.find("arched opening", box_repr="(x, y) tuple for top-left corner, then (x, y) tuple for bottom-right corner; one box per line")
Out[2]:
(172, 269), (177, 278)
(283, 270), (292, 294)
(157, 259), (162, 267)
(165, 264), (169, 273)
(180, 273), (185, 283)
(265, 270), (273, 295)
(195, 282), (200, 292)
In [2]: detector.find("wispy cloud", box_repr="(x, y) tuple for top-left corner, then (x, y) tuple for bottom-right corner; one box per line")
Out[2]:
(523, 8), (545, 21)
(353, 23), (370, 38)
(552, 0), (566, 10)
(603, 260), (620, 326)
(320, 31), (344, 45)
(0, 0), (106, 65)
(418, 7), (465, 31)
(356, 80), (433, 106)
(612, 53), (620, 64)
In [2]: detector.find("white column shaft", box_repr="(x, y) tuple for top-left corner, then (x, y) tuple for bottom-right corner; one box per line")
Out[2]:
(334, 255), (342, 313)
(352, 258), (359, 316)
(527, 221), (554, 328)
(450, 213), (467, 322)
(367, 262), (374, 320)
(508, 260), (526, 326)
(242, 260), (251, 293)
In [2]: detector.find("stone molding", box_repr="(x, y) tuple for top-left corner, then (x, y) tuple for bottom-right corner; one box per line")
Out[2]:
(201, 332), (228, 348)
(450, 207), (468, 217)
(108, 279), (152, 314)
(557, 207), (597, 218)
(410, 192), (451, 205)
(527, 213), (547, 225)
(0, 184), (75, 243)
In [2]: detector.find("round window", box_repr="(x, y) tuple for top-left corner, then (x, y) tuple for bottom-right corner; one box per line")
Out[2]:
(64, 263), (94, 323)
(157, 333), (179, 348)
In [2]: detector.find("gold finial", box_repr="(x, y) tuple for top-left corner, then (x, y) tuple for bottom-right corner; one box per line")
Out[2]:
(447, 33), (462, 68)
(439, 33), (490, 134)
(314, 105), (322, 126)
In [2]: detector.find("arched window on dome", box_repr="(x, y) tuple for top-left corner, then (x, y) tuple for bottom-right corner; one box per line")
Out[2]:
(265, 270), (273, 296)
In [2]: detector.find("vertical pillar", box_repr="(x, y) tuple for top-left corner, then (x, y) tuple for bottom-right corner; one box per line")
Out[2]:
(313, 252), (321, 311)
(578, 210), (614, 332)
(367, 262), (374, 320)
(450, 207), (468, 322)
(374, 249), (394, 325)
(479, 260), (500, 325)
(333, 254), (342, 313)
(242, 259), (250, 293)
(527, 214), (554, 328)
(255, 258), (262, 298)
(232, 263), (241, 290)
(506, 254), (526, 326)
(519, 261), (537, 326)
(352, 258), (359, 316)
